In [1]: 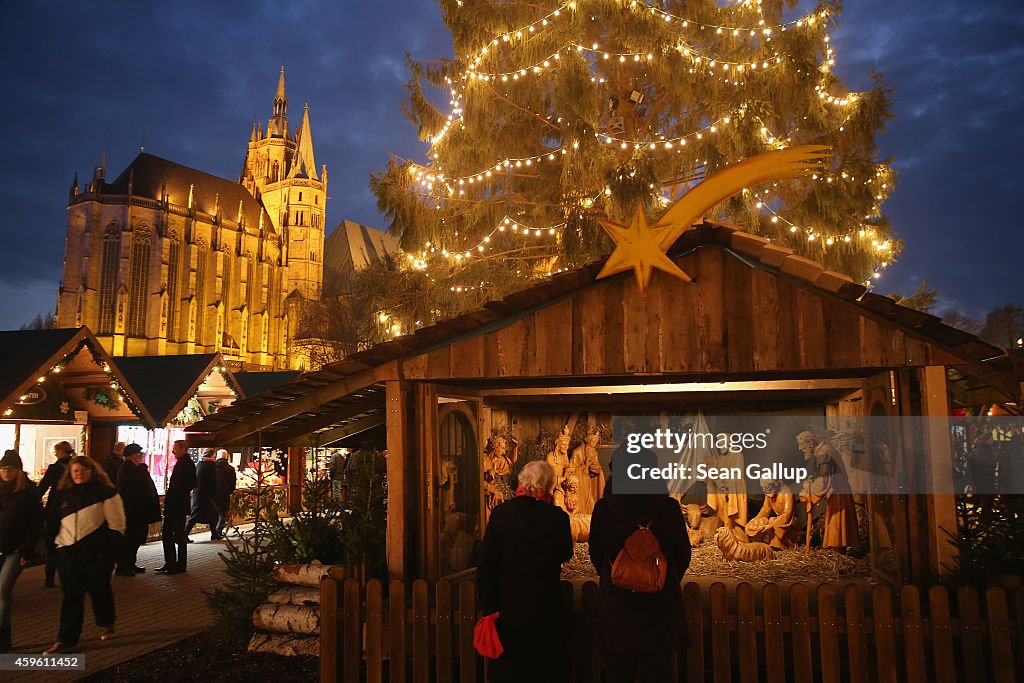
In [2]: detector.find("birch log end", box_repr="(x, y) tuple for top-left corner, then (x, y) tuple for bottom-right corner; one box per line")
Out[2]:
(251, 603), (321, 635)
(247, 633), (320, 657)
(272, 561), (343, 587)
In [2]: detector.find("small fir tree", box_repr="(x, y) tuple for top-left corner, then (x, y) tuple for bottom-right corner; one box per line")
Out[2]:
(206, 455), (279, 641)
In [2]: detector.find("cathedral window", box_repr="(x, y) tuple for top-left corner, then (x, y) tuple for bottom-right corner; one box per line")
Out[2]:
(98, 224), (121, 334)
(298, 192), (303, 202)
(127, 226), (152, 337)
(195, 243), (208, 345)
(167, 237), (181, 339)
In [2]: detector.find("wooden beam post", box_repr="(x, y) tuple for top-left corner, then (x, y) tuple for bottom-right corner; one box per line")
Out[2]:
(385, 381), (411, 579)
(287, 447), (304, 514)
(919, 366), (958, 579)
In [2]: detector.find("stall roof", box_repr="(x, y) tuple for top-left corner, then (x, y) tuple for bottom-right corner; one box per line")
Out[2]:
(188, 222), (1018, 445)
(233, 371), (301, 399)
(0, 327), (155, 426)
(114, 353), (241, 427)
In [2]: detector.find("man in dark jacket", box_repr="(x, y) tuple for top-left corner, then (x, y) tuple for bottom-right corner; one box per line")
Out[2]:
(185, 449), (218, 539)
(477, 460), (573, 683)
(37, 441), (73, 588)
(211, 450), (236, 540)
(589, 447), (691, 683)
(158, 440), (196, 574)
(114, 444), (161, 576)
(104, 442), (126, 487)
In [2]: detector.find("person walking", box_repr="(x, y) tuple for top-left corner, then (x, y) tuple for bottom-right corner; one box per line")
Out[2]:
(476, 460), (574, 683)
(42, 456), (126, 655)
(589, 447), (691, 683)
(184, 449), (217, 539)
(37, 441), (74, 588)
(114, 444), (161, 576)
(104, 442), (126, 487)
(0, 450), (44, 652)
(158, 440), (196, 574)
(211, 450), (236, 540)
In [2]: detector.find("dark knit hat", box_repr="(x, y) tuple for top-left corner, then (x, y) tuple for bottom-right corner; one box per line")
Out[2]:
(0, 449), (23, 469)
(123, 443), (144, 457)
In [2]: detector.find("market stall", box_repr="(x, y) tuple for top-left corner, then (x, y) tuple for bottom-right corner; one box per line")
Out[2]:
(0, 327), (153, 477)
(187, 223), (1019, 584)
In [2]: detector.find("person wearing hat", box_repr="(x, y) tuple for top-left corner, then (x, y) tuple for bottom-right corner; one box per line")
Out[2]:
(115, 444), (161, 576)
(38, 440), (74, 588)
(104, 442), (126, 487)
(0, 449), (43, 652)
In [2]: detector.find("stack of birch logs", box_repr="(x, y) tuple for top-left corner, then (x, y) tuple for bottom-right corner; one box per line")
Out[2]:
(248, 561), (342, 656)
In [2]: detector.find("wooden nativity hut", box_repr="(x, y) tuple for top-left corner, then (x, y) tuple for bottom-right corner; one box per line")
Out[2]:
(187, 223), (1019, 585)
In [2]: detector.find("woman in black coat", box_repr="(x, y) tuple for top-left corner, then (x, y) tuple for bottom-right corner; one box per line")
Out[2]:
(589, 447), (691, 683)
(115, 444), (162, 576)
(477, 460), (573, 683)
(0, 450), (43, 652)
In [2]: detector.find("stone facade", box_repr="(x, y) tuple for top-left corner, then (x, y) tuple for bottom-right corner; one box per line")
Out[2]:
(56, 69), (325, 370)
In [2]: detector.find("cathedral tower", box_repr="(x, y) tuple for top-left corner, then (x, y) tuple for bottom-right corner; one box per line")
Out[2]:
(240, 68), (327, 301)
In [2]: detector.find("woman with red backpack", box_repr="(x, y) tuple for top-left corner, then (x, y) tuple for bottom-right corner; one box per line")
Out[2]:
(589, 444), (691, 682)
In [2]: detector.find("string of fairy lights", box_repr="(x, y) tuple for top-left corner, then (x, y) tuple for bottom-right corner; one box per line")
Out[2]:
(377, 0), (892, 326)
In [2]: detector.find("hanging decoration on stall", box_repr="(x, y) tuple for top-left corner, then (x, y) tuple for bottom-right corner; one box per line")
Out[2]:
(596, 145), (830, 294)
(83, 386), (122, 412)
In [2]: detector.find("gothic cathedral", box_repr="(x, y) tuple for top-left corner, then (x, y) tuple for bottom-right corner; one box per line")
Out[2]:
(56, 69), (325, 370)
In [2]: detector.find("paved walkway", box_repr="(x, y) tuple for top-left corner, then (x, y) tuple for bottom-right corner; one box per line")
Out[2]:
(6, 531), (228, 682)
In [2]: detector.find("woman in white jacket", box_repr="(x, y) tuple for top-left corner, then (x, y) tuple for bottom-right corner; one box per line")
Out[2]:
(42, 456), (126, 654)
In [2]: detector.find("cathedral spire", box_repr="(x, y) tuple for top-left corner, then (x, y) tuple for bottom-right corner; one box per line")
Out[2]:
(289, 103), (318, 180)
(268, 66), (288, 137)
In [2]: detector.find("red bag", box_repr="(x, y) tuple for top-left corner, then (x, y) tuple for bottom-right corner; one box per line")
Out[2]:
(610, 521), (667, 593)
(473, 612), (504, 659)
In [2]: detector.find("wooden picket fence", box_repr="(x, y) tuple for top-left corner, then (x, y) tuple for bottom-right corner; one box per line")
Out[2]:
(320, 574), (1023, 683)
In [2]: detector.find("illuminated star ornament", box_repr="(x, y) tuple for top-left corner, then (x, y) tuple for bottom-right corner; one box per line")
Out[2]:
(597, 145), (831, 294)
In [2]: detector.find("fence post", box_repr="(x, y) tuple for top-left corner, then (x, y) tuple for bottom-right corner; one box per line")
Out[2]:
(899, 586), (926, 683)
(762, 583), (785, 683)
(958, 586), (986, 681)
(736, 582), (758, 683)
(711, 581), (732, 683)
(321, 575), (340, 683)
(684, 582), (705, 683)
(845, 585), (868, 683)
(929, 586), (955, 683)
(343, 578), (361, 683)
(412, 580), (429, 683)
(790, 584), (813, 683)
(817, 585), (840, 683)
(986, 587), (1016, 683)
(366, 580), (384, 683)
(389, 579), (406, 683)
(871, 585), (898, 683)
(435, 581), (453, 683)
(458, 580), (477, 683)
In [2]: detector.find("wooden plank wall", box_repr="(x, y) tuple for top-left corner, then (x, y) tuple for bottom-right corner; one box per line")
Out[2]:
(400, 247), (953, 382)
(321, 578), (1024, 683)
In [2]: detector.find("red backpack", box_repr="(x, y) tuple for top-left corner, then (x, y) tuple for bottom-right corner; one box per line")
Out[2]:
(610, 521), (667, 593)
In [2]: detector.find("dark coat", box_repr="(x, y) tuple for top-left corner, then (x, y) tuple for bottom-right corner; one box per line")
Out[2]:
(44, 480), (124, 559)
(117, 461), (161, 527)
(189, 459), (218, 523)
(476, 495), (574, 683)
(164, 456), (197, 516)
(37, 456), (71, 499)
(0, 478), (43, 556)
(589, 490), (691, 654)
(214, 458), (236, 507)
(104, 454), (125, 486)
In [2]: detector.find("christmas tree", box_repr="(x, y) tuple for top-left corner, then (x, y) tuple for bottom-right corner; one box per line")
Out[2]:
(369, 0), (898, 333)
